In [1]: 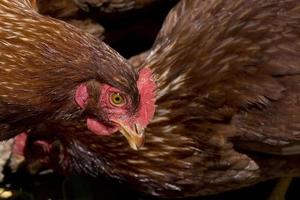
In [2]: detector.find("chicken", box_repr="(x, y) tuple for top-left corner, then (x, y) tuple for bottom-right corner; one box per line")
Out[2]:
(14, 0), (300, 198)
(73, 0), (164, 12)
(37, 0), (169, 17)
(36, 0), (105, 40)
(37, 0), (79, 18)
(0, 0), (156, 150)
(36, 0), (178, 46)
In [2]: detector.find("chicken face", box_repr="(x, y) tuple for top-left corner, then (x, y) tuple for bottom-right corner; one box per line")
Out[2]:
(75, 68), (156, 150)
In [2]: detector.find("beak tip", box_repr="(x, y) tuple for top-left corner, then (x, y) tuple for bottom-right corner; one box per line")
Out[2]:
(129, 134), (145, 151)
(131, 145), (139, 151)
(116, 121), (146, 150)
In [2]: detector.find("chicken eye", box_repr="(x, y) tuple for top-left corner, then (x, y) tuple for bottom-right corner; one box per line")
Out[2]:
(110, 92), (126, 106)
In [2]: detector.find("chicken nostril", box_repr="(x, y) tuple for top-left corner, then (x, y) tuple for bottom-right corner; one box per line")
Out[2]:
(134, 124), (138, 133)
(134, 124), (144, 135)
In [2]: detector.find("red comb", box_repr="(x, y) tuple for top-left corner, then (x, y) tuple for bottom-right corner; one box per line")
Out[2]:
(137, 67), (156, 126)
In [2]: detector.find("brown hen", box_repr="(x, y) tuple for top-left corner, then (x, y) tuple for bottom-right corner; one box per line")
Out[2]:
(20, 0), (300, 198)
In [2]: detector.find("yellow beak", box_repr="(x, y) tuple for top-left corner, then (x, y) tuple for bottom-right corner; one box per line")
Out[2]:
(116, 122), (145, 150)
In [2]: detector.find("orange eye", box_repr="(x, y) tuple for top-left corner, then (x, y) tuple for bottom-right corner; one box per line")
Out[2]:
(110, 92), (126, 106)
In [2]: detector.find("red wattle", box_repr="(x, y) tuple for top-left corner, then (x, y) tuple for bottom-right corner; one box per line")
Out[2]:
(87, 117), (118, 136)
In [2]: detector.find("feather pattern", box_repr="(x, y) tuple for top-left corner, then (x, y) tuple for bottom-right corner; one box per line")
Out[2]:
(22, 0), (300, 198)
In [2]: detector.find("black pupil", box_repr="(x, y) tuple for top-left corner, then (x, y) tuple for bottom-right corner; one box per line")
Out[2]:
(115, 96), (121, 102)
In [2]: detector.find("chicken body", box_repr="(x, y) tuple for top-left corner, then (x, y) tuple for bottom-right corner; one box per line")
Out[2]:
(22, 0), (300, 198)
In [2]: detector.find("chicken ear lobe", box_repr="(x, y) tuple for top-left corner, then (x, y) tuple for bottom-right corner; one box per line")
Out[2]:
(75, 80), (101, 109)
